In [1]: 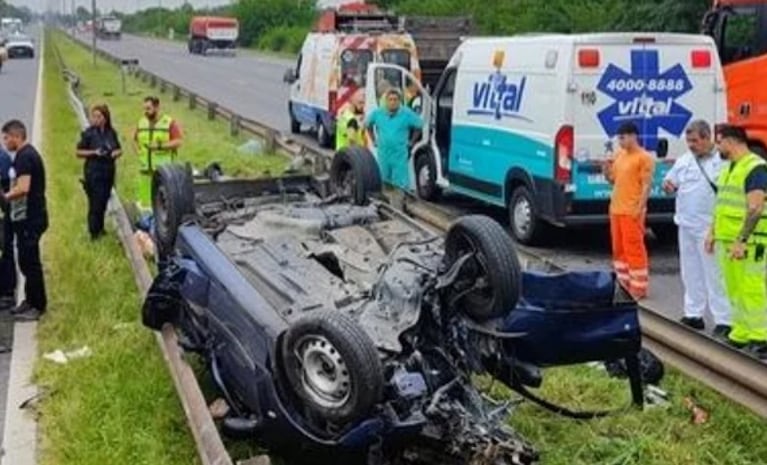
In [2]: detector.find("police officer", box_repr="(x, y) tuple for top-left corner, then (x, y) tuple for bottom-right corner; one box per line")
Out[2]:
(335, 90), (365, 151)
(0, 145), (15, 311)
(1, 119), (48, 322)
(706, 125), (767, 359)
(76, 104), (122, 240)
(133, 96), (182, 210)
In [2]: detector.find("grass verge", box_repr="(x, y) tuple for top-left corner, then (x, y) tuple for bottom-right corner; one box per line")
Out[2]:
(51, 31), (767, 465)
(55, 31), (288, 207)
(36, 32), (198, 465)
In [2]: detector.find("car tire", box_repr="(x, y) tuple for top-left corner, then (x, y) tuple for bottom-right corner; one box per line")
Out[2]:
(444, 215), (522, 321)
(317, 119), (333, 148)
(329, 147), (382, 205)
(281, 311), (384, 427)
(415, 149), (440, 201)
(152, 163), (195, 257)
(289, 104), (301, 134)
(509, 185), (546, 245)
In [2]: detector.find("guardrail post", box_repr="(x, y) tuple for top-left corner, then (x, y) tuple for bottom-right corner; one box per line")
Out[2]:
(173, 86), (181, 102)
(189, 94), (197, 110)
(159, 80), (167, 94)
(207, 102), (218, 121)
(230, 115), (241, 137)
(263, 131), (276, 153)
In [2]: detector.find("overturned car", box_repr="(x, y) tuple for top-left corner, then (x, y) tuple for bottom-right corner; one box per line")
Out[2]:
(142, 150), (645, 465)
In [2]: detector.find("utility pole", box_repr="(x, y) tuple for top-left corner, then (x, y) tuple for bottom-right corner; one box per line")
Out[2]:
(91, 0), (96, 66)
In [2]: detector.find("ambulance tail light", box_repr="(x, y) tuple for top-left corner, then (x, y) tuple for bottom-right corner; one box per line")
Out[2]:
(691, 49), (711, 68)
(554, 125), (574, 183)
(328, 91), (338, 115)
(578, 49), (600, 68)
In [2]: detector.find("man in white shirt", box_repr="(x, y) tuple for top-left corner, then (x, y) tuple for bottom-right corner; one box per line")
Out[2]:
(663, 120), (731, 339)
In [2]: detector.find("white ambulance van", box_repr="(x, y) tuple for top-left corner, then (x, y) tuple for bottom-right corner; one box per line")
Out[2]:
(364, 33), (727, 244)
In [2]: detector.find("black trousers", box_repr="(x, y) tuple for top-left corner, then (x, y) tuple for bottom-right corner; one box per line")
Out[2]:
(84, 163), (115, 238)
(0, 216), (15, 298)
(13, 221), (47, 312)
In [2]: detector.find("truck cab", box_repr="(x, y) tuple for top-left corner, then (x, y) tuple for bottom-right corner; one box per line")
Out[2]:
(365, 33), (727, 244)
(703, 0), (767, 156)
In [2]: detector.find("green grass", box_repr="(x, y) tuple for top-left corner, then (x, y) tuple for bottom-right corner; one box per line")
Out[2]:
(36, 33), (199, 465)
(55, 31), (288, 206)
(48, 31), (767, 465)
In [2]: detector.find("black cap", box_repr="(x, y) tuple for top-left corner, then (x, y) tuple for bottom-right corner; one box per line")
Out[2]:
(616, 121), (639, 136)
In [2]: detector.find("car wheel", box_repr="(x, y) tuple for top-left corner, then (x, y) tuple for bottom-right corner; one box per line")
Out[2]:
(317, 119), (333, 148)
(289, 104), (301, 134)
(415, 150), (440, 201)
(152, 163), (195, 257)
(509, 185), (546, 245)
(329, 147), (382, 205)
(444, 215), (522, 321)
(281, 311), (384, 427)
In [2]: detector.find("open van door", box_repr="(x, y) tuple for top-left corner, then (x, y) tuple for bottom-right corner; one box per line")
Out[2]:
(365, 63), (433, 161)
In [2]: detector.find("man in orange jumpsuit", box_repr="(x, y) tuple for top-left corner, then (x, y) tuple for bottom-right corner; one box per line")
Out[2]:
(604, 122), (655, 300)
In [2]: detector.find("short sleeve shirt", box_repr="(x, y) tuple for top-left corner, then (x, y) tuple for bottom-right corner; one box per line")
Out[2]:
(78, 126), (121, 168)
(365, 106), (423, 160)
(10, 144), (47, 226)
(609, 147), (655, 215)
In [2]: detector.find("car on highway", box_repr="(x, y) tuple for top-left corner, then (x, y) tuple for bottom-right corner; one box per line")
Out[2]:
(5, 33), (34, 58)
(141, 150), (645, 464)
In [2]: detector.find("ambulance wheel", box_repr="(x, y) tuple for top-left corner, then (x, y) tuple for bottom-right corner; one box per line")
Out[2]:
(289, 105), (301, 134)
(415, 150), (440, 201)
(317, 120), (333, 149)
(509, 185), (546, 245)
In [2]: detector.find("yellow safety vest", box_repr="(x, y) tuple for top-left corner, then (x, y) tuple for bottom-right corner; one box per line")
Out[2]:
(136, 114), (175, 173)
(714, 152), (767, 244)
(335, 108), (365, 150)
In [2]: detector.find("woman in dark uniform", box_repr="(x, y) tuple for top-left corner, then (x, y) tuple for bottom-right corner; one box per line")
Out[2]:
(76, 104), (122, 239)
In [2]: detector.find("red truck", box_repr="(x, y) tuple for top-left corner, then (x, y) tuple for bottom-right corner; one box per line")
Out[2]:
(188, 16), (239, 56)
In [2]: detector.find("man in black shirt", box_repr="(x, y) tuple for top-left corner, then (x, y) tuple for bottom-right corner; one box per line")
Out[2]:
(1, 120), (47, 321)
(0, 146), (15, 311)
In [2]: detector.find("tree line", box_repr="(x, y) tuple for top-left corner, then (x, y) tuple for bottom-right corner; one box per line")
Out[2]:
(114, 0), (713, 54)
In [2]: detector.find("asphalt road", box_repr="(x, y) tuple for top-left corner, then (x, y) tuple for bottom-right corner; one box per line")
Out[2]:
(74, 32), (688, 322)
(0, 29), (41, 444)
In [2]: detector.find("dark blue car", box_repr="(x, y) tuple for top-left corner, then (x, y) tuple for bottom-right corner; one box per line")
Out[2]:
(142, 150), (644, 465)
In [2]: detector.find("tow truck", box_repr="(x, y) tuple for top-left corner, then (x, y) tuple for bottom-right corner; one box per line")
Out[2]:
(703, 0), (767, 155)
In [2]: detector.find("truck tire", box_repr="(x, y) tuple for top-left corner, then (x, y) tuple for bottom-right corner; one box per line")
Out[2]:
(444, 215), (522, 321)
(280, 311), (384, 429)
(152, 163), (196, 257)
(329, 147), (382, 205)
(415, 149), (440, 201)
(509, 185), (547, 245)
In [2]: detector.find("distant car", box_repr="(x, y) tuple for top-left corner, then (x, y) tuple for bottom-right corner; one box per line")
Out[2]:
(141, 150), (645, 465)
(5, 34), (34, 58)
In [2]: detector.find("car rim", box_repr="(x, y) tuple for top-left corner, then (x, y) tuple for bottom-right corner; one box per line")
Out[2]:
(295, 335), (351, 409)
(334, 166), (355, 198)
(451, 232), (494, 307)
(418, 162), (431, 194)
(513, 196), (532, 238)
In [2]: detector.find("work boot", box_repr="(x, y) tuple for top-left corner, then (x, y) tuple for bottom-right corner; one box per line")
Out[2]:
(10, 301), (31, 315)
(744, 342), (767, 360)
(13, 307), (42, 322)
(680, 316), (705, 331)
(712, 325), (732, 341)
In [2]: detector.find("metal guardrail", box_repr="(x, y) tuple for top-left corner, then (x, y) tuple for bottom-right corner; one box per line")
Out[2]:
(51, 34), (249, 465)
(60, 30), (767, 420)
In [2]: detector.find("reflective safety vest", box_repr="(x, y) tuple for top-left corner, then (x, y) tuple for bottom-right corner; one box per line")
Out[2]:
(714, 152), (767, 244)
(136, 114), (175, 173)
(335, 108), (365, 150)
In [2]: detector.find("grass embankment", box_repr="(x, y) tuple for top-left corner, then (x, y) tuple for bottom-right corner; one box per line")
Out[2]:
(49, 32), (767, 465)
(56, 32), (287, 206)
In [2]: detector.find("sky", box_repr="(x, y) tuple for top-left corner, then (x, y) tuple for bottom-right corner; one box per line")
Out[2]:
(10, 0), (352, 14)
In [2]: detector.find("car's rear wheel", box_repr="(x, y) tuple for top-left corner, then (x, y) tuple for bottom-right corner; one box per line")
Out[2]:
(509, 185), (547, 245)
(444, 215), (522, 321)
(329, 147), (382, 205)
(152, 163), (195, 257)
(281, 311), (383, 429)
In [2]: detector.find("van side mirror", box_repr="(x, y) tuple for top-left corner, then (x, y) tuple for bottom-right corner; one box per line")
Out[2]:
(656, 139), (668, 159)
(283, 69), (297, 84)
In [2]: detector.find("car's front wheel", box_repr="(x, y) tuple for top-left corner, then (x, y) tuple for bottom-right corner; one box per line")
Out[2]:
(444, 215), (522, 321)
(281, 311), (383, 430)
(329, 147), (382, 205)
(152, 163), (195, 257)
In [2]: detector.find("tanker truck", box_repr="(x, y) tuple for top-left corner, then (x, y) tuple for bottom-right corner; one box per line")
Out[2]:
(188, 16), (239, 56)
